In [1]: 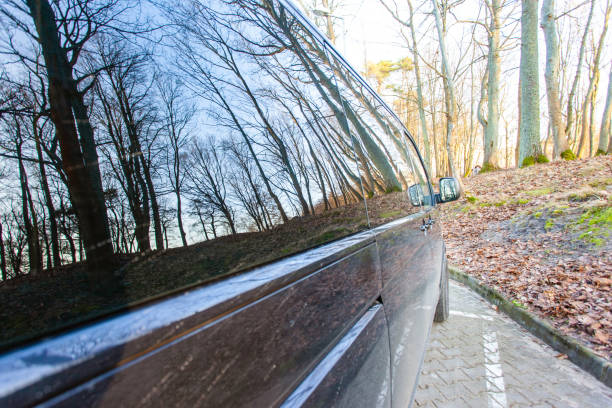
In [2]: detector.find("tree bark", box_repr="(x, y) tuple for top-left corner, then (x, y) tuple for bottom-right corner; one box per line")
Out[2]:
(407, 0), (432, 174)
(518, 0), (542, 166)
(541, 0), (571, 159)
(483, 0), (502, 169)
(431, 0), (463, 188)
(600, 62), (612, 154)
(565, 0), (595, 139)
(577, 2), (610, 158)
(27, 0), (114, 272)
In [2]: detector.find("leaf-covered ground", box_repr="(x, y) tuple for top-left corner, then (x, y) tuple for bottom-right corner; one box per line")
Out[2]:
(440, 156), (612, 359)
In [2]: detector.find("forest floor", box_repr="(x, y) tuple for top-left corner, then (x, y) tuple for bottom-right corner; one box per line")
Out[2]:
(439, 155), (612, 360)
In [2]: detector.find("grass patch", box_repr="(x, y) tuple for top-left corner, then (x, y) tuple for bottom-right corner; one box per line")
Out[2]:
(595, 149), (607, 157)
(574, 206), (612, 246)
(545, 219), (554, 229)
(379, 210), (402, 219)
(568, 191), (601, 202)
(526, 187), (554, 196)
(466, 195), (477, 203)
(310, 228), (349, 246)
(512, 299), (527, 309)
(589, 177), (612, 189)
(552, 208), (565, 216)
(534, 211), (543, 218)
(494, 200), (506, 207)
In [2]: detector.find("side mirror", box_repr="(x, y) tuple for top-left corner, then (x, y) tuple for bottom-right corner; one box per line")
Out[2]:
(408, 184), (424, 206)
(437, 177), (460, 203)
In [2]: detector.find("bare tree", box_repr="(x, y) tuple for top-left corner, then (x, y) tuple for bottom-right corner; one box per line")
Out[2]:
(599, 62), (612, 155)
(576, 0), (610, 158)
(541, 0), (572, 160)
(186, 140), (236, 235)
(518, 0), (543, 166)
(431, 0), (463, 187)
(158, 77), (193, 247)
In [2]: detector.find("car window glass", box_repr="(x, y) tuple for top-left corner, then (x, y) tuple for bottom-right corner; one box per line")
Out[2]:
(0, 0), (367, 349)
(323, 48), (426, 226)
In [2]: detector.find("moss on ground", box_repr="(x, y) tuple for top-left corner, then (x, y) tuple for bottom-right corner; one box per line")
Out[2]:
(573, 206), (612, 246)
(521, 156), (536, 167)
(560, 149), (576, 160)
(521, 154), (550, 167)
(480, 162), (499, 174)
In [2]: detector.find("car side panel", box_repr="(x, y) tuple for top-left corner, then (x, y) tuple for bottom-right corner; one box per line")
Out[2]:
(281, 303), (391, 408)
(376, 217), (440, 408)
(39, 244), (381, 408)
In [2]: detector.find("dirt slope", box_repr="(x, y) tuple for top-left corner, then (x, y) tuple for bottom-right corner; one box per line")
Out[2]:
(440, 156), (612, 359)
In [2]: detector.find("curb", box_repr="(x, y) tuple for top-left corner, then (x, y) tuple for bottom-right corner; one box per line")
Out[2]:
(449, 266), (612, 388)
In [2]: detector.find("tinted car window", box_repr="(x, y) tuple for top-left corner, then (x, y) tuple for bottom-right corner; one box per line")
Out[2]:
(323, 48), (426, 225)
(0, 0), (367, 348)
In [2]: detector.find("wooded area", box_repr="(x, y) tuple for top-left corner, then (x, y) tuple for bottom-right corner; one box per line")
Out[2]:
(0, 0), (430, 304)
(1, 0), (611, 344)
(306, 0), (612, 175)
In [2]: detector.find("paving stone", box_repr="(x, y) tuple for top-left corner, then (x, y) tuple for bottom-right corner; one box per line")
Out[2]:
(413, 282), (612, 408)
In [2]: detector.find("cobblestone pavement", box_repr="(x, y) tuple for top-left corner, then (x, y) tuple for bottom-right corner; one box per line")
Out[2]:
(413, 281), (612, 408)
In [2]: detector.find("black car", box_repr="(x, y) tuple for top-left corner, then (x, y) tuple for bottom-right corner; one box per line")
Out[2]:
(0, 0), (459, 406)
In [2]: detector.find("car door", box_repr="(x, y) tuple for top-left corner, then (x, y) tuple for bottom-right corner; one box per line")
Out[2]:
(319, 46), (440, 406)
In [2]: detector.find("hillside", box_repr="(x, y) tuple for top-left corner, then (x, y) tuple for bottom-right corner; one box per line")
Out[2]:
(439, 156), (612, 359)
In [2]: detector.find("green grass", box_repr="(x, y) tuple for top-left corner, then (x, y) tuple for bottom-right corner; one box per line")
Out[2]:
(589, 177), (612, 189)
(466, 195), (477, 203)
(526, 187), (554, 196)
(545, 219), (554, 230)
(512, 299), (527, 309)
(310, 228), (349, 246)
(494, 200), (506, 207)
(574, 206), (612, 246)
(379, 210), (401, 219)
(533, 211), (543, 218)
(568, 191), (600, 202)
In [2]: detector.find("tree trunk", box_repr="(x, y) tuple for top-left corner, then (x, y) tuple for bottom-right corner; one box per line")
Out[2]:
(0, 222), (6, 281)
(16, 132), (42, 275)
(541, 0), (571, 159)
(406, 0), (432, 174)
(34, 120), (61, 267)
(483, 0), (502, 169)
(565, 0), (595, 140)
(600, 62), (612, 154)
(518, 0), (542, 166)
(27, 0), (114, 272)
(431, 0), (463, 189)
(577, 2), (610, 158)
